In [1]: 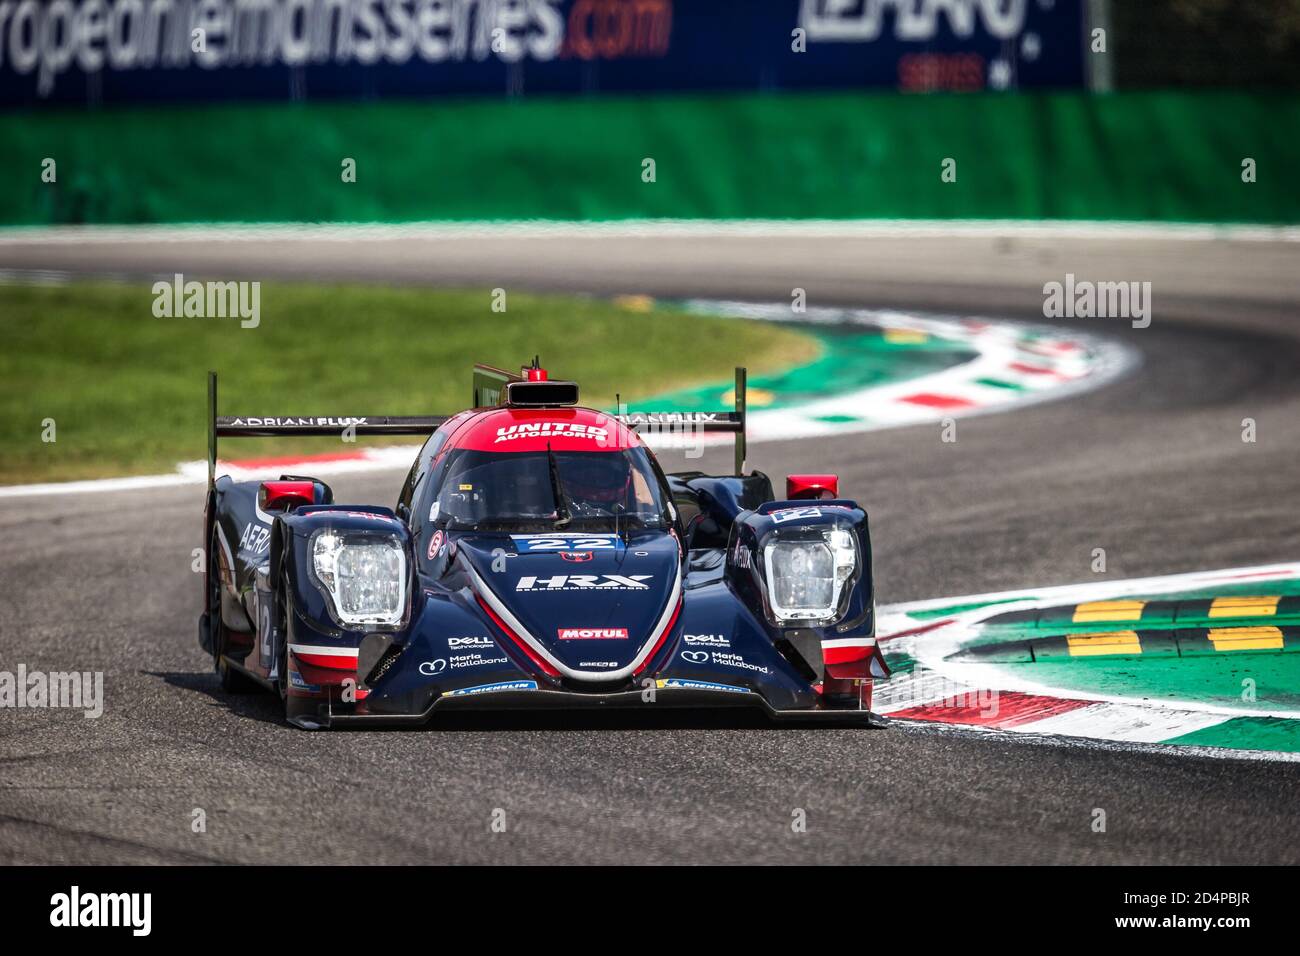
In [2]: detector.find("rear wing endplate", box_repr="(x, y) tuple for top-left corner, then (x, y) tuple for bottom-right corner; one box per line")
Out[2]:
(472, 363), (520, 408)
(207, 371), (447, 488)
(617, 367), (747, 475)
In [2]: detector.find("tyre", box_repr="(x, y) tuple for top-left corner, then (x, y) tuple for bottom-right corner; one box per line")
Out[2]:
(277, 572), (321, 727)
(210, 530), (259, 694)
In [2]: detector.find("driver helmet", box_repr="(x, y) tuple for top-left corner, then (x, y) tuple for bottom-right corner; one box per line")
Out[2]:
(565, 454), (631, 506)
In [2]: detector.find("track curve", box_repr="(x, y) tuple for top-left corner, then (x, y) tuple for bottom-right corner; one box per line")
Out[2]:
(1, 230), (1299, 863)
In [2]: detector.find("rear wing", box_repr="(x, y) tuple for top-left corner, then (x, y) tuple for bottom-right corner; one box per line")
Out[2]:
(206, 371), (447, 488)
(618, 367), (748, 475)
(208, 363), (748, 488)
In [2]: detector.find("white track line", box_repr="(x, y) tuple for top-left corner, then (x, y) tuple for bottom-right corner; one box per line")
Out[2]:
(878, 562), (1300, 759)
(666, 300), (1136, 443)
(879, 561), (1300, 618)
(1021, 703), (1229, 744)
(2, 219), (1299, 244)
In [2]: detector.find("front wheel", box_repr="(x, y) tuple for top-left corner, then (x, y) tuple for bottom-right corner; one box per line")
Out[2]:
(276, 573), (322, 728)
(210, 531), (259, 694)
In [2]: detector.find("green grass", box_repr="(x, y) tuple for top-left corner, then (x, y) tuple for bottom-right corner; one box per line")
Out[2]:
(0, 280), (816, 484)
(1019, 655), (1300, 715)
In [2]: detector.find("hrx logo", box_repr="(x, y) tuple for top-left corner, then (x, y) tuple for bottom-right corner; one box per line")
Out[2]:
(516, 575), (651, 591)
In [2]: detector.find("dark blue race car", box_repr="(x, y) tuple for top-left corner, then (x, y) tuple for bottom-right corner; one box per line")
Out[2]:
(199, 361), (887, 729)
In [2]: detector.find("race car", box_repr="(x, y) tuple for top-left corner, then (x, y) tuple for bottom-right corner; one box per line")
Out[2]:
(199, 361), (887, 729)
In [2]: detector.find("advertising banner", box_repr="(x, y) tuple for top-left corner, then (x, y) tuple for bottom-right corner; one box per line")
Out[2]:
(0, 0), (1088, 107)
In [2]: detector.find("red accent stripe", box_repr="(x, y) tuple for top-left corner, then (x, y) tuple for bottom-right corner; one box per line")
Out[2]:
(888, 691), (1092, 728)
(224, 450), (369, 470)
(475, 594), (562, 678)
(823, 643), (871, 665)
(1023, 341), (1081, 358)
(294, 652), (358, 670)
(877, 618), (954, 643)
(634, 596), (683, 676)
(826, 661), (870, 679)
(899, 392), (976, 410)
(1007, 361), (1060, 377)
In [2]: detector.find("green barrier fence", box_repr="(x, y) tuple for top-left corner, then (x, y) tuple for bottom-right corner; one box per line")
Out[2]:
(3, 91), (1297, 226)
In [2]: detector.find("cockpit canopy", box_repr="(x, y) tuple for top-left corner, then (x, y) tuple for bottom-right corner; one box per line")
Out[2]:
(428, 447), (673, 533)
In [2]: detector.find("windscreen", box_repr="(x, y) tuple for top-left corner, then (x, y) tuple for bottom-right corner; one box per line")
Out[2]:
(429, 447), (671, 533)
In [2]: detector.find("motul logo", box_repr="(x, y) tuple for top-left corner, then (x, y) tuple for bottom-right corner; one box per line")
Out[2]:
(558, 628), (630, 640)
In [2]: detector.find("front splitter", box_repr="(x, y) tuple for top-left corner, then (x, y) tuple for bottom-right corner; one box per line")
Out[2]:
(298, 687), (889, 729)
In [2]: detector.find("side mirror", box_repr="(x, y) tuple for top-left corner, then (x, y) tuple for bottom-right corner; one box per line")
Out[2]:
(785, 474), (838, 500)
(258, 480), (318, 512)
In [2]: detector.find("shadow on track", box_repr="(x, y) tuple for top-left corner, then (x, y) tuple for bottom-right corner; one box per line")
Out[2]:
(146, 669), (886, 732)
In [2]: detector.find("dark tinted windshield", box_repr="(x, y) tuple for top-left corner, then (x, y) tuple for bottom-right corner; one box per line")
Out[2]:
(429, 448), (671, 532)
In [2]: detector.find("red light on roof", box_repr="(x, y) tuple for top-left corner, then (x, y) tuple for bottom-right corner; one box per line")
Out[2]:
(786, 474), (838, 500)
(526, 367), (549, 382)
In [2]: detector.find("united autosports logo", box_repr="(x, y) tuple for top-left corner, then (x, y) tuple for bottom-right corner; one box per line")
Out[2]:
(494, 422), (608, 444)
(558, 627), (629, 640)
(516, 574), (651, 591)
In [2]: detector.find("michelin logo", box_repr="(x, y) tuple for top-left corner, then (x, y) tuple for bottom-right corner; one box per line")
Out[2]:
(656, 678), (750, 694)
(444, 680), (538, 698)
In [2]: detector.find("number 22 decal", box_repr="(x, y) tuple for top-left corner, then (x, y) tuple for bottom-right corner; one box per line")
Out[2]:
(513, 535), (617, 552)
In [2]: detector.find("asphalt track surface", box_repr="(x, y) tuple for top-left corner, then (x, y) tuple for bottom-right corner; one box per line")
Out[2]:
(2, 231), (1299, 864)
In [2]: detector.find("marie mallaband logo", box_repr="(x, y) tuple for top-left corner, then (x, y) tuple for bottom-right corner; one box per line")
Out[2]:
(153, 273), (260, 328)
(0, 665), (103, 718)
(50, 886), (151, 936)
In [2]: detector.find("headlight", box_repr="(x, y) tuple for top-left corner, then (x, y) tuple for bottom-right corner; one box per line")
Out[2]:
(312, 532), (407, 627)
(763, 528), (857, 624)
